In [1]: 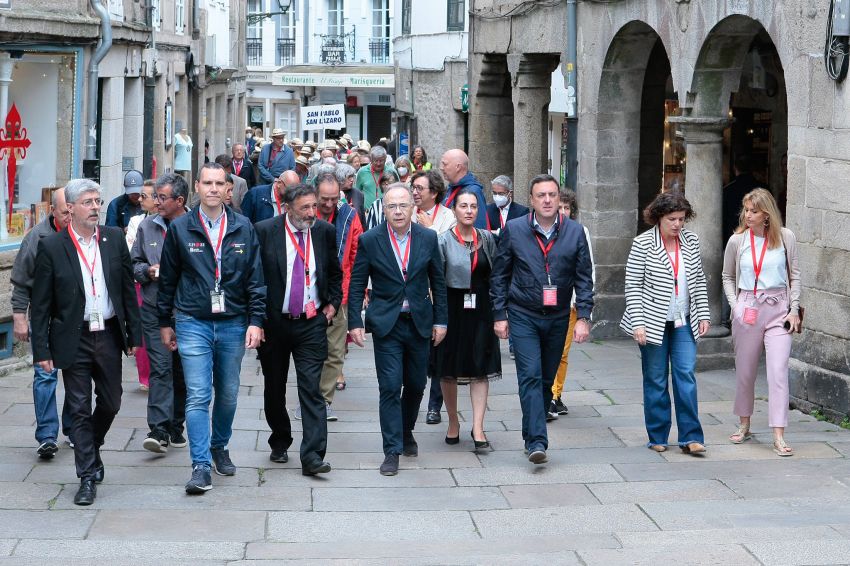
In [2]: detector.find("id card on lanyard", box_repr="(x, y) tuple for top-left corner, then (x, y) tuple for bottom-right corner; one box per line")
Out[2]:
(454, 226), (479, 309)
(199, 209), (227, 313)
(285, 219), (317, 318)
(661, 232), (687, 328)
(743, 230), (768, 325)
(70, 226), (104, 331)
(535, 214), (562, 307)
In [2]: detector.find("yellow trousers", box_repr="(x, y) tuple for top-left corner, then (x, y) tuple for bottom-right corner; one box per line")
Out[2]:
(551, 307), (578, 399)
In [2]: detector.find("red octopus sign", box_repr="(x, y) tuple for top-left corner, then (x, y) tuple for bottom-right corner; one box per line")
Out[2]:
(0, 104), (31, 222)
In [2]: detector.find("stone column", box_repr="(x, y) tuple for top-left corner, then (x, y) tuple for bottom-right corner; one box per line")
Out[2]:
(468, 53), (514, 193)
(509, 54), (560, 204)
(0, 51), (13, 240)
(668, 116), (731, 336)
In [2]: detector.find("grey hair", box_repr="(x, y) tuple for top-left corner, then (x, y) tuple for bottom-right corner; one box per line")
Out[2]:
(370, 145), (387, 159)
(314, 171), (339, 188)
(491, 175), (513, 192)
(382, 182), (413, 202)
(64, 178), (101, 203)
(334, 163), (356, 183)
(50, 187), (66, 207)
(155, 173), (189, 201)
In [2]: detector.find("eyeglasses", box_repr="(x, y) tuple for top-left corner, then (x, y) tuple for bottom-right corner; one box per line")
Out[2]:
(384, 203), (412, 212)
(153, 194), (177, 202)
(76, 198), (104, 208)
(139, 193), (153, 200)
(411, 184), (429, 193)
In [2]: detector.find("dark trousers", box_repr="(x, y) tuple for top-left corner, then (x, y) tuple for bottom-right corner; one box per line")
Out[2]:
(259, 314), (329, 467)
(427, 365), (443, 412)
(373, 316), (429, 455)
(508, 307), (570, 451)
(62, 320), (123, 480)
(140, 303), (186, 436)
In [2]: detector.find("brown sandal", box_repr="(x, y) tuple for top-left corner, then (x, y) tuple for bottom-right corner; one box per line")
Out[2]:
(773, 438), (793, 457)
(730, 422), (752, 444)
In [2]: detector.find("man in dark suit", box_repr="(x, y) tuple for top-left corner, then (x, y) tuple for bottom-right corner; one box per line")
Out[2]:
(486, 175), (529, 234)
(255, 183), (342, 475)
(348, 183), (448, 476)
(31, 178), (142, 506)
(241, 170), (300, 224)
(232, 143), (257, 189)
(490, 174), (594, 466)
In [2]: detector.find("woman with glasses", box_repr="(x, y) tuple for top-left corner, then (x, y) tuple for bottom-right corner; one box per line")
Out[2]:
(125, 180), (157, 391)
(433, 189), (500, 451)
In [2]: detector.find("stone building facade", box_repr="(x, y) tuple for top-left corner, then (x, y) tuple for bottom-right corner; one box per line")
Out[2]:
(468, 0), (850, 417)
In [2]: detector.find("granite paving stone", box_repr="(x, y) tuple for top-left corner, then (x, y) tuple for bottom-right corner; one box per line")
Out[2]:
(577, 544), (759, 565)
(746, 540), (850, 565)
(0, 510), (95, 538)
(614, 525), (845, 547)
(498, 483), (601, 507)
(453, 463), (623, 486)
(12, 540), (246, 561)
(0, 482), (61, 509)
(87, 510), (267, 541)
(312, 486), (509, 511)
(472, 503), (657, 536)
(588, 479), (738, 503)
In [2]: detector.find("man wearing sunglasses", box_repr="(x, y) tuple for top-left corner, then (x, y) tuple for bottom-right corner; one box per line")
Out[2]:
(131, 173), (190, 456)
(11, 187), (73, 460)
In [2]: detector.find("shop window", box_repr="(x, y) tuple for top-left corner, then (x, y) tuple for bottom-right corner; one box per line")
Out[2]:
(447, 0), (464, 32)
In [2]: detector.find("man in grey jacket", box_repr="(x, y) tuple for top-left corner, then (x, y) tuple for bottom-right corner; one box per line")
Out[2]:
(131, 173), (189, 453)
(10, 188), (73, 459)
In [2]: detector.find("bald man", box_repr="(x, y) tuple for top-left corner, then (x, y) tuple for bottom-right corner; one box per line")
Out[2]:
(240, 170), (300, 224)
(439, 149), (487, 229)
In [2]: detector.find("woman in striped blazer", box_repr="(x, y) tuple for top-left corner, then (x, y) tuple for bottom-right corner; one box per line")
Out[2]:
(620, 191), (712, 455)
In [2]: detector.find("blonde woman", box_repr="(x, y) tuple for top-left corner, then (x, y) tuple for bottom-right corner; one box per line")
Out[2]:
(722, 188), (801, 456)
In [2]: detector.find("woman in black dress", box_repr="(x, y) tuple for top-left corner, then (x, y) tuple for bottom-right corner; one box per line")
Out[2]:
(433, 189), (501, 451)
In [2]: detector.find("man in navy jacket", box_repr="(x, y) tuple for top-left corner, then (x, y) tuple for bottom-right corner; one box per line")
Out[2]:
(257, 129), (295, 184)
(348, 183), (448, 477)
(490, 174), (593, 465)
(439, 149), (487, 229)
(241, 170), (300, 224)
(486, 175), (529, 234)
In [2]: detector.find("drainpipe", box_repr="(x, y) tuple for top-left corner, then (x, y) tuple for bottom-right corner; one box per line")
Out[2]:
(565, 0), (578, 191)
(192, 0), (201, 40)
(86, 0), (113, 162)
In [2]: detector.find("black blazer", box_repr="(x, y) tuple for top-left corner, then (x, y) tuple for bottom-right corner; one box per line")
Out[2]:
(348, 221), (448, 339)
(254, 215), (343, 322)
(234, 158), (257, 189)
(31, 225), (142, 369)
(486, 201), (529, 231)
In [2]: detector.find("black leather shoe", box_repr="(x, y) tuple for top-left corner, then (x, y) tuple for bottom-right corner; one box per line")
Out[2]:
(269, 449), (289, 463)
(426, 410), (441, 425)
(74, 479), (97, 506)
(445, 435), (460, 445)
(379, 453), (399, 476)
(402, 434), (418, 457)
(302, 461), (332, 476)
(471, 431), (491, 451)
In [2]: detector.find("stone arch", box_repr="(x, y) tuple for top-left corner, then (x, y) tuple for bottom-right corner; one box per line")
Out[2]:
(585, 21), (673, 335)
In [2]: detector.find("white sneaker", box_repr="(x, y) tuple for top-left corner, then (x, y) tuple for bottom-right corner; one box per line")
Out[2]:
(294, 405), (302, 420)
(326, 403), (338, 421)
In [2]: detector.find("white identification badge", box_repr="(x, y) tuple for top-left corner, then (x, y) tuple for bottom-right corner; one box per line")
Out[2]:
(463, 293), (476, 310)
(211, 290), (226, 314)
(89, 311), (104, 332)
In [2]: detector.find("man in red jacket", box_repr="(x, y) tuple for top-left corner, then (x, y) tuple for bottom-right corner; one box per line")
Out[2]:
(315, 172), (362, 420)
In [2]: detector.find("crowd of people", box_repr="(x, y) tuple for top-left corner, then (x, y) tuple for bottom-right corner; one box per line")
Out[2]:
(9, 131), (801, 507)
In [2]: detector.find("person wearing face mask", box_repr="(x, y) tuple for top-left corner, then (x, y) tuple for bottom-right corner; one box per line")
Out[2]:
(394, 155), (412, 185)
(486, 175), (528, 236)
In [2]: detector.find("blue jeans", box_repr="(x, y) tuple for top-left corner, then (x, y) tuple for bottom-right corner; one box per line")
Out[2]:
(509, 308), (570, 452)
(639, 321), (704, 447)
(33, 364), (72, 443)
(175, 313), (246, 467)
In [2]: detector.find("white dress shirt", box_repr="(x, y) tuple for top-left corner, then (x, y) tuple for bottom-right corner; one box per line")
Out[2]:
(69, 224), (115, 322)
(282, 215), (318, 313)
(738, 232), (787, 292)
(270, 186), (282, 217)
(413, 202), (457, 234)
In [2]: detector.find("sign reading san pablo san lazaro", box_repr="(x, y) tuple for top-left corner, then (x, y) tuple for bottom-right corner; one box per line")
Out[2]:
(300, 104), (347, 131)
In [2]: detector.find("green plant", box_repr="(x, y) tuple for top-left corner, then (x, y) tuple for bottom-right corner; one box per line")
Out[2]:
(840, 417), (850, 430)
(811, 409), (827, 421)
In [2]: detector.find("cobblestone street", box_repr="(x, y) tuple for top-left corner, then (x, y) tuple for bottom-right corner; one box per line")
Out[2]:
(1, 338), (850, 564)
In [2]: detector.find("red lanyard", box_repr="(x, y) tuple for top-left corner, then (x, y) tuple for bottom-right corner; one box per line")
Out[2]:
(445, 187), (461, 208)
(371, 168), (382, 196)
(418, 203), (439, 218)
(321, 210), (336, 224)
(285, 219), (312, 287)
(499, 209), (506, 229)
(199, 209), (226, 286)
(234, 160), (242, 175)
(388, 225), (411, 280)
(69, 225), (99, 297)
(750, 229), (769, 295)
(533, 214), (563, 277)
(661, 232), (681, 296)
(273, 189), (283, 217)
(454, 226), (479, 273)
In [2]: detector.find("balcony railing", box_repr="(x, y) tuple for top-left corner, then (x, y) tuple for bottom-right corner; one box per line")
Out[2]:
(277, 37), (296, 67)
(369, 37), (390, 64)
(247, 37), (263, 66)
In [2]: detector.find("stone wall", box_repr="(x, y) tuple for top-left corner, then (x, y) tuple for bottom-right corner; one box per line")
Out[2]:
(407, 63), (467, 162)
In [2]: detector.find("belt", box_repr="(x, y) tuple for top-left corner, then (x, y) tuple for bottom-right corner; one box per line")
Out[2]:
(283, 312), (310, 320)
(398, 312), (413, 319)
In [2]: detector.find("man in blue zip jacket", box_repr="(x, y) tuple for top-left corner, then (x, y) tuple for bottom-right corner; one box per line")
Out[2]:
(157, 162), (267, 495)
(241, 170), (300, 224)
(439, 149), (487, 229)
(258, 129), (296, 184)
(490, 174), (594, 466)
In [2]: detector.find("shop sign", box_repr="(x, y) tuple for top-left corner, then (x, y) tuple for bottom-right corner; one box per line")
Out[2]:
(301, 104), (346, 131)
(273, 73), (394, 89)
(460, 84), (469, 113)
